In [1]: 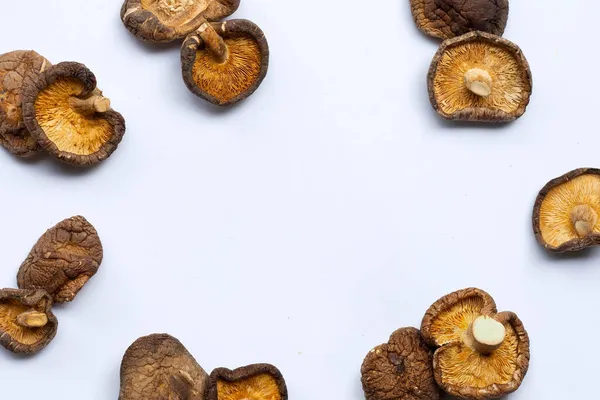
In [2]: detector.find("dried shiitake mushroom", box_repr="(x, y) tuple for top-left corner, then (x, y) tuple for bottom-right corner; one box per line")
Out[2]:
(428, 31), (532, 122)
(207, 364), (288, 400)
(21, 62), (125, 165)
(410, 0), (509, 40)
(533, 168), (600, 252)
(181, 19), (269, 106)
(120, 333), (208, 399)
(0, 288), (57, 354)
(120, 0), (240, 43)
(421, 288), (530, 399)
(17, 216), (103, 304)
(0, 50), (50, 157)
(361, 327), (440, 400)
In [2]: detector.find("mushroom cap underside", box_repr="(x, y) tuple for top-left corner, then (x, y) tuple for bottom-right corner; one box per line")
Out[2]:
(207, 364), (288, 400)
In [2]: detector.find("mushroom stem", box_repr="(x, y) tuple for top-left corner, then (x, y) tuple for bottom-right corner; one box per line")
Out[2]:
(16, 310), (48, 328)
(463, 315), (506, 354)
(464, 68), (493, 97)
(69, 95), (111, 115)
(571, 204), (598, 237)
(197, 22), (228, 64)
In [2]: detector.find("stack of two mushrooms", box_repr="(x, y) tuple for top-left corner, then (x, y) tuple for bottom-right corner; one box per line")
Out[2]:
(409, 0), (533, 122)
(121, 0), (269, 106)
(361, 288), (530, 400)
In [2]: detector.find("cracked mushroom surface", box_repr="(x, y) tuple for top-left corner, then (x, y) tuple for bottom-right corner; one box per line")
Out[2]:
(0, 50), (50, 157)
(361, 327), (440, 400)
(410, 0), (509, 40)
(119, 333), (208, 400)
(207, 364), (288, 400)
(21, 62), (125, 165)
(420, 288), (530, 400)
(0, 288), (57, 354)
(17, 216), (103, 304)
(120, 0), (240, 43)
(428, 31), (532, 122)
(181, 19), (269, 106)
(533, 168), (600, 252)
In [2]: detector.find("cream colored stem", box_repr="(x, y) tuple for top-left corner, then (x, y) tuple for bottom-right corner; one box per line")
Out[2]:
(464, 68), (493, 97)
(69, 95), (111, 115)
(464, 315), (506, 354)
(197, 22), (228, 64)
(16, 311), (48, 328)
(571, 204), (598, 237)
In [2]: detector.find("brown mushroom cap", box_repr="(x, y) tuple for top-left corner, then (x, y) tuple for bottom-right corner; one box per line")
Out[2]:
(207, 364), (288, 400)
(121, 0), (240, 43)
(0, 288), (58, 354)
(533, 168), (600, 252)
(410, 0), (509, 40)
(181, 19), (269, 106)
(428, 31), (532, 122)
(421, 288), (530, 399)
(119, 333), (208, 399)
(17, 216), (103, 304)
(361, 327), (440, 400)
(0, 50), (50, 157)
(21, 62), (125, 166)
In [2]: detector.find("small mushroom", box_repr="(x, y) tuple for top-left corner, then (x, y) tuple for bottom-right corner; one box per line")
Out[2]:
(207, 364), (288, 400)
(21, 62), (125, 165)
(0, 50), (50, 157)
(533, 168), (600, 252)
(361, 327), (440, 400)
(0, 288), (58, 354)
(119, 333), (208, 399)
(420, 288), (530, 399)
(17, 216), (103, 304)
(120, 0), (240, 43)
(428, 31), (532, 122)
(410, 0), (509, 40)
(181, 19), (269, 106)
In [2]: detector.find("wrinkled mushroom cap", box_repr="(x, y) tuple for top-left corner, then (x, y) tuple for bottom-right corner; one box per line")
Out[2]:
(119, 333), (208, 400)
(361, 327), (440, 400)
(421, 288), (530, 399)
(0, 50), (50, 157)
(121, 0), (240, 43)
(21, 62), (125, 165)
(428, 31), (532, 122)
(533, 168), (600, 252)
(181, 19), (269, 106)
(17, 216), (103, 303)
(0, 288), (58, 354)
(207, 364), (288, 400)
(410, 0), (509, 40)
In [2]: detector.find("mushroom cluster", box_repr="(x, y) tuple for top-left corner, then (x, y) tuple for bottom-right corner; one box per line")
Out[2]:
(361, 288), (530, 400)
(119, 333), (288, 400)
(0, 216), (103, 355)
(121, 0), (269, 106)
(0, 51), (125, 164)
(409, 0), (533, 122)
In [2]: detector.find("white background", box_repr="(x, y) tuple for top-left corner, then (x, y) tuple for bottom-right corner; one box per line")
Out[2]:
(0, 0), (597, 399)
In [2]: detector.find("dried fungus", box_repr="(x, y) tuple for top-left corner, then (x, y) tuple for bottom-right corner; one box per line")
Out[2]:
(181, 19), (269, 105)
(207, 364), (288, 400)
(17, 216), (103, 304)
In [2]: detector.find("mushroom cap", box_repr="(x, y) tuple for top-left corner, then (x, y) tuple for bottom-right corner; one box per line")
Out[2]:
(361, 327), (440, 400)
(121, 0), (240, 43)
(0, 288), (58, 354)
(207, 364), (288, 400)
(0, 50), (50, 157)
(410, 0), (509, 40)
(21, 62), (125, 166)
(181, 19), (269, 106)
(17, 216), (103, 304)
(428, 31), (532, 122)
(533, 168), (600, 252)
(421, 288), (530, 400)
(119, 333), (208, 400)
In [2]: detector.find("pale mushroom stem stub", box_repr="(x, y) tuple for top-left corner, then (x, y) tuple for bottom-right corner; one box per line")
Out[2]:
(571, 204), (597, 237)
(197, 22), (228, 64)
(464, 315), (506, 354)
(69, 94), (111, 115)
(16, 310), (48, 328)
(464, 68), (492, 97)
